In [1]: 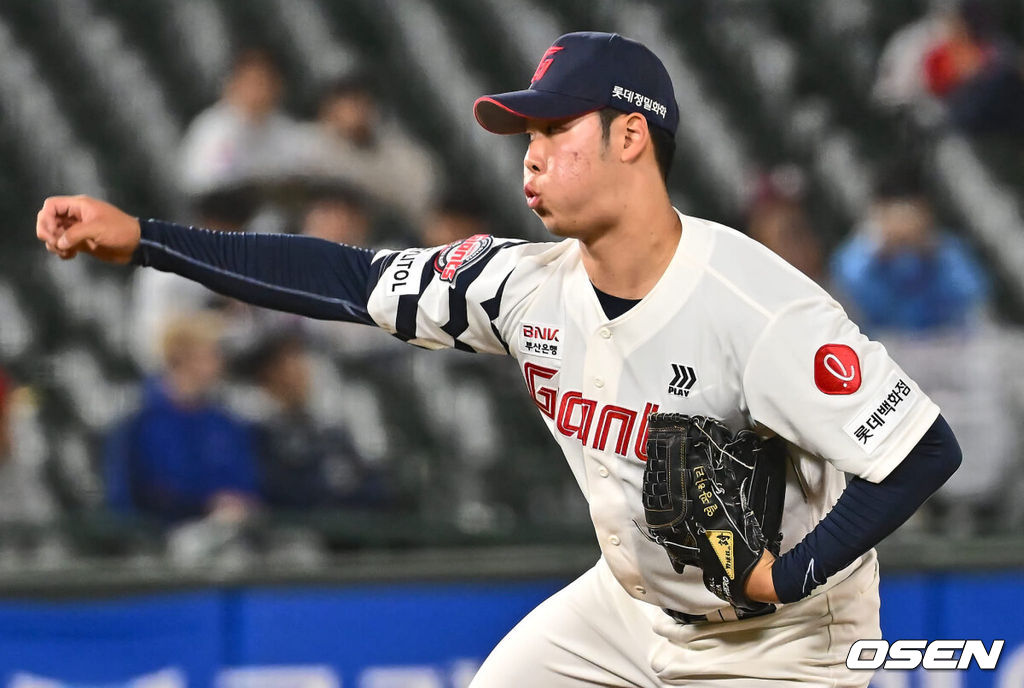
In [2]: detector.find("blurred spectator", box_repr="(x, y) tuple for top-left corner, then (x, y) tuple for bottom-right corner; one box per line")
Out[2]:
(831, 162), (1009, 533)
(746, 165), (825, 285)
(874, 1), (1024, 137)
(242, 331), (389, 510)
(130, 187), (262, 371)
(299, 187), (407, 356)
(923, 2), (1024, 135)
(105, 314), (258, 524)
(830, 161), (988, 333)
(0, 370), (56, 524)
(298, 72), (438, 229)
(922, 2), (995, 98)
(421, 189), (491, 248)
(179, 47), (305, 195)
(873, 5), (947, 109)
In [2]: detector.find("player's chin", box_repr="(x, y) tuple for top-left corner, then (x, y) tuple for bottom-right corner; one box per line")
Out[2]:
(534, 208), (567, 236)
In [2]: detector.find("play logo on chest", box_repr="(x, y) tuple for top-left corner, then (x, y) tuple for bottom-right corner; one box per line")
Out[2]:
(667, 363), (696, 397)
(519, 322), (562, 359)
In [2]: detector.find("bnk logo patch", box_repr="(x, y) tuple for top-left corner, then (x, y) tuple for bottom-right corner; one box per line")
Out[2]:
(814, 344), (861, 395)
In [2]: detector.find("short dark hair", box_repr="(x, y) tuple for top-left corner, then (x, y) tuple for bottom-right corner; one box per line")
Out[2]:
(599, 108), (675, 183)
(434, 188), (489, 220)
(230, 46), (282, 76)
(305, 180), (371, 212)
(324, 71), (376, 102)
(237, 329), (307, 381)
(873, 159), (927, 202)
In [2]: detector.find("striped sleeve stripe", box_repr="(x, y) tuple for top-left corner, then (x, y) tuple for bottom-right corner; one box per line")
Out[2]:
(441, 241), (525, 352)
(394, 257), (438, 340)
(481, 270), (514, 354)
(366, 251), (399, 299)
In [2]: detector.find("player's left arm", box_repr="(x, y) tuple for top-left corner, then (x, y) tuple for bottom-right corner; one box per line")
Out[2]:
(746, 416), (960, 602)
(740, 296), (961, 603)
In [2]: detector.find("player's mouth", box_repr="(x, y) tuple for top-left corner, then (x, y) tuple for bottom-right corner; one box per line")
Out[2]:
(524, 183), (541, 210)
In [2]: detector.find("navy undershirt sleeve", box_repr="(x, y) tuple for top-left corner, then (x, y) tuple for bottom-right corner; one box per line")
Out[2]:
(132, 219), (378, 325)
(772, 414), (961, 603)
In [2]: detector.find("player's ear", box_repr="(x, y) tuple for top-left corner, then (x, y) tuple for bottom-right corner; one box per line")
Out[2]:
(620, 113), (649, 164)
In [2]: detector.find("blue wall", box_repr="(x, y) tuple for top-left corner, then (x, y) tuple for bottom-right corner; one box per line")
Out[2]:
(0, 573), (1020, 687)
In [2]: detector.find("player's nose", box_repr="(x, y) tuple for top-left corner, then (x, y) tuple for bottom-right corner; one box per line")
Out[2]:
(523, 141), (544, 175)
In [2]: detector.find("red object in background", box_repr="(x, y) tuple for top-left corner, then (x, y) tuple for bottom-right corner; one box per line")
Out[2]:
(814, 344), (862, 395)
(0, 369), (8, 411)
(924, 41), (994, 97)
(925, 44), (961, 96)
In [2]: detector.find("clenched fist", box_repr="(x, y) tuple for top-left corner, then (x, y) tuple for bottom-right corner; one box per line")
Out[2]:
(36, 195), (141, 264)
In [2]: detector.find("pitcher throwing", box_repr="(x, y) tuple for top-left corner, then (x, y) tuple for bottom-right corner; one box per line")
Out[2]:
(37, 32), (960, 687)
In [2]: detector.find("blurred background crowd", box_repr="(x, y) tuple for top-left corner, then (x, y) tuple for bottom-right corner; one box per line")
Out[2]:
(0, 0), (1023, 575)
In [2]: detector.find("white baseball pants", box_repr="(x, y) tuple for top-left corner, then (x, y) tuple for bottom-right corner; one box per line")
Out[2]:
(469, 554), (881, 687)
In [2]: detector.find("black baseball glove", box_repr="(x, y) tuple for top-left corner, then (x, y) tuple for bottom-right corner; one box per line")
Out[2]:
(642, 414), (787, 614)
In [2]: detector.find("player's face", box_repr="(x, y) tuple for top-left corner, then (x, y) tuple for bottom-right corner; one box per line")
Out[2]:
(523, 112), (621, 239)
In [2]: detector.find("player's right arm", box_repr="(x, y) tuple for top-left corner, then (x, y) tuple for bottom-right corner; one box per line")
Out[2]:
(36, 194), (547, 352)
(37, 194), (378, 324)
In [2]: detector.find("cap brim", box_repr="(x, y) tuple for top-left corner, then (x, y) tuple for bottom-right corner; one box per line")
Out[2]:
(473, 90), (603, 134)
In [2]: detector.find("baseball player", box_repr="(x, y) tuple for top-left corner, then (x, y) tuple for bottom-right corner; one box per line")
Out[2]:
(37, 32), (960, 687)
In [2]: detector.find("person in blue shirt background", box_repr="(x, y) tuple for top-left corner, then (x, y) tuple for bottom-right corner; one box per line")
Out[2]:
(105, 312), (258, 523)
(831, 160), (989, 335)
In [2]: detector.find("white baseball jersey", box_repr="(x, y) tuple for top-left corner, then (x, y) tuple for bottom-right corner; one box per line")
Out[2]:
(367, 210), (939, 614)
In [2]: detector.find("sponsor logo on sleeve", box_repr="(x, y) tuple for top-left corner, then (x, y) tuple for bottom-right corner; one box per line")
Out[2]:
(842, 372), (919, 453)
(519, 323), (562, 359)
(814, 344), (861, 395)
(384, 248), (429, 297)
(433, 234), (494, 284)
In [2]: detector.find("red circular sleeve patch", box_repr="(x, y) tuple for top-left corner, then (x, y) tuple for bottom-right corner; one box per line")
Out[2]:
(814, 344), (861, 395)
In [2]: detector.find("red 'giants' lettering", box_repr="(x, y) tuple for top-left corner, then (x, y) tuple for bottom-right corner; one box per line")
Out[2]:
(524, 363), (558, 418)
(525, 364), (659, 461)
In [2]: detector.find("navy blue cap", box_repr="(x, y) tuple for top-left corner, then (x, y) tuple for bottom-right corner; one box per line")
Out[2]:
(474, 32), (679, 137)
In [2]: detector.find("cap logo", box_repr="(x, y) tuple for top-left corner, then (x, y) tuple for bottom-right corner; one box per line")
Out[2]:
(531, 46), (564, 84)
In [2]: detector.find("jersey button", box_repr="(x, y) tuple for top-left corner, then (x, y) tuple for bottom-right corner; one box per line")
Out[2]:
(609, 535), (621, 546)
(598, 466), (609, 478)
(599, 328), (612, 339)
(635, 586), (647, 595)
(594, 377), (605, 388)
